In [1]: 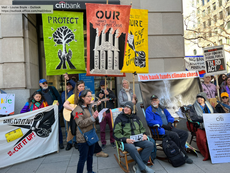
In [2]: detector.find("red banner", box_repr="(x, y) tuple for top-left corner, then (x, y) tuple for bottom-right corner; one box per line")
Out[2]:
(86, 3), (131, 76)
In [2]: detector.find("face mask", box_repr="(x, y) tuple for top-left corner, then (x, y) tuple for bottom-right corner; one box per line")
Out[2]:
(42, 86), (48, 90)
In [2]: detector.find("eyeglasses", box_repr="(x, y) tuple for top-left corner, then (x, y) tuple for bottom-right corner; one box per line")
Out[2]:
(42, 82), (47, 85)
(222, 97), (228, 99)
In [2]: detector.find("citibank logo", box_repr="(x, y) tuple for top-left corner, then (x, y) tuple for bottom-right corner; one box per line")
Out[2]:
(55, 1), (81, 9)
(216, 115), (224, 121)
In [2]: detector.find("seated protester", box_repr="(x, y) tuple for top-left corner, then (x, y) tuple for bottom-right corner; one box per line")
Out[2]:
(215, 92), (230, 113)
(145, 95), (193, 164)
(189, 92), (214, 161)
(114, 101), (154, 173)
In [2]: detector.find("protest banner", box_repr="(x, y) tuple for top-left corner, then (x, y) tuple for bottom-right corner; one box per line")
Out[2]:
(203, 113), (230, 164)
(184, 55), (205, 71)
(0, 94), (15, 115)
(203, 45), (227, 75)
(0, 105), (58, 168)
(86, 3), (131, 77)
(138, 71), (199, 82)
(121, 9), (148, 73)
(42, 11), (85, 75)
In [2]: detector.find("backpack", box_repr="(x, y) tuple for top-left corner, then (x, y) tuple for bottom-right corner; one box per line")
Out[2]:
(162, 135), (185, 167)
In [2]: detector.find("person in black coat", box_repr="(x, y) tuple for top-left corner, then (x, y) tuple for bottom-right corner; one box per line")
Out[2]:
(215, 92), (230, 113)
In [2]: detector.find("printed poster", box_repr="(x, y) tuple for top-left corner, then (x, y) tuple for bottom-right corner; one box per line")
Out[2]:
(0, 105), (59, 168)
(184, 55), (205, 71)
(121, 9), (148, 73)
(42, 11), (85, 75)
(86, 3), (131, 76)
(0, 94), (15, 115)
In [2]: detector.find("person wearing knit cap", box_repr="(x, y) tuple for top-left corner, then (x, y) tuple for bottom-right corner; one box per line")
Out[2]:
(145, 94), (193, 164)
(114, 101), (155, 173)
(215, 92), (230, 113)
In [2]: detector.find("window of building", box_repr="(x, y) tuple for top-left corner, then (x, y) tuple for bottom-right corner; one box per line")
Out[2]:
(193, 49), (197, 55)
(219, 39), (223, 45)
(202, 0), (205, 5)
(203, 21), (206, 28)
(209, 31), (212, 37)
(213, 3), (216, 10)
(208, 18), (211, 26)
(227, 7), (230, 16)
(207, 6), (210, 14)
(226, 37), (230, 44)
(202, 10), (205, 17)
(228, 21), (230, 29)
(219, 0), (222, 7)
(219, 11), (223, 19)
(214, 15), (217, 22)
(197, 8), (200, 14)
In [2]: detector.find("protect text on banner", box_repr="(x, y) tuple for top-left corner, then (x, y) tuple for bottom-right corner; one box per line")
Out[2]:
(138, 71), (199, 82)
(121, 9), (148, 73)
(86, 3), (131, 76)
(42, 11), (85, 75)
(0, 105), (59, 168)
(203, 45), (227, 75)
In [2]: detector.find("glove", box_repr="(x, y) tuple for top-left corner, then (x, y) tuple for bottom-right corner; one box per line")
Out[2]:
(162, 124), (172, 131)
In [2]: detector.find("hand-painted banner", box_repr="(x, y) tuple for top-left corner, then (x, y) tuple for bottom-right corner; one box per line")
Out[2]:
(138, 71), (199, 82)
(203, 45), (227, 75)
(121, 9), (148, 73)
(0, 105), (58, 168)
(0, 94), (15, 115)
(86, 3), (131, 76)
(42, 11), (85, 76)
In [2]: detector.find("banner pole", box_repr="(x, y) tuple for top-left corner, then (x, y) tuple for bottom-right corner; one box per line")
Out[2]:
(216, 75), (220, 101)
(107, 0), (109, 4)
(133, 72), (136, 114)
(64, 76), (69, 146)
(105, 76), (107, 107)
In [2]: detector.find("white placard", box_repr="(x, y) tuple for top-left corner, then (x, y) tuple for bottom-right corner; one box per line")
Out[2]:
(0, 94), (15, 115)
(130, 134), (143, 142)
(203, 113), (230, 164)
(0, 105), (58, 168)
(184, 55), (205, 71)
(0, 5), (53, 14)
(98, 108), (108, 123)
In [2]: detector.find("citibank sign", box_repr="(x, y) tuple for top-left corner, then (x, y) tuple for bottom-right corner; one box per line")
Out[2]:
(55, 1), (81, 9)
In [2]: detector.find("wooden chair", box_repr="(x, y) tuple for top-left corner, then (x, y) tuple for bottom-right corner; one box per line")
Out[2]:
(140, 104), (179, 160)
(110, 108), (153, 173)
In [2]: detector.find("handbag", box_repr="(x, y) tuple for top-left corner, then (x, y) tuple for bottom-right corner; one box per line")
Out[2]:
(77, 108), (99, 146)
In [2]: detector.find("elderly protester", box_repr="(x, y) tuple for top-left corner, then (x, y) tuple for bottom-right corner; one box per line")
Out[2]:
(73, 90), (98, 173)
(202, 75), (218, 99)
(118, 79), (137, 107)
(215, 92), (230, 113)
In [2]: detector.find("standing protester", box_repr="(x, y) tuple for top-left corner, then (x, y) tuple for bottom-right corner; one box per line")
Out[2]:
(95, 80), (116, 149)
(61, 73), (77, 150)
(202, 75), (218, 99)
(37, 79), (64, 149)
(20, 91), (48, 113)
(73, 90), (98, 173)
(118, 79), (137, 107)
(218, 74), (227, 87)
(215, 92), (230, 113)
(221, 77), (230, 95)
(63, 80), (109, 157)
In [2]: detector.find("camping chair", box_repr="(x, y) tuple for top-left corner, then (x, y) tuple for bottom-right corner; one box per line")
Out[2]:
(140, 104), (179, 160)
(180, 105), (200, 144)
(110, 108), (153, 173)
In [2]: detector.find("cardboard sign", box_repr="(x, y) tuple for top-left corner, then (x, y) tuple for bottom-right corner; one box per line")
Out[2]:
(86, 3), (131, 76)
(121, 9), (149, 73)
(203, 45), (227, 75)
(0, 94), (15, 115)
(184, 55), (205, 71)
(42, 11), (85, 75)
(203, 113), (230, 164)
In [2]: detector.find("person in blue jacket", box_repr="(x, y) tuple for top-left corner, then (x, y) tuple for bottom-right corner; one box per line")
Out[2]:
(37, 78), (64, 149)
(61, 73), (77, 150)
(145, 94), (193, 164)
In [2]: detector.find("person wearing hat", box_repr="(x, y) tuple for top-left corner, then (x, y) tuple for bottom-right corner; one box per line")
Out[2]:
(95, 80), (116, 149)
(215, 92), (230, 113)
(114, 101), (155, 173)
(37, 78), (64, 149)
(145, 95), (193, 164)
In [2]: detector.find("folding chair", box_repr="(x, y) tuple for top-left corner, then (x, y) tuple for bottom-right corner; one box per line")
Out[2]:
(110, 108), (153, 173)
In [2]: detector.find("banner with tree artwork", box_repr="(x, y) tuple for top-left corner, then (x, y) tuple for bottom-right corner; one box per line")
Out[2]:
(86, 3), (131, 76)
(42, 11), (85, 75)
(121, 9), (149, 73)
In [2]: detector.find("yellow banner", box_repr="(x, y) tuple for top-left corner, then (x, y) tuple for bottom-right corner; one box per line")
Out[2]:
(121, 9), (148, 73)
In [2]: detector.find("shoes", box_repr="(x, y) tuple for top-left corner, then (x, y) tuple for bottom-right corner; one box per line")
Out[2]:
(74, 142), (78, 149)
(95, 151), (109, 157)
(111, 142), (116, 148)
(65, 143), (72, 151)
(145, 165), (155, 173)
(101, 144), (106, 149)
(59, 143), (64, 149)
(134, 165), (142, 173)
(185, 157), (193, 164)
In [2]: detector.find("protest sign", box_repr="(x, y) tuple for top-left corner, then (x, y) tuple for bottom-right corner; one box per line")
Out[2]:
(86, 3), (131, 76)
(203, 113), (230, 164)
(0, 105), (58, 168)
(0, 94), (15, 115)
(138, 71), (199, 82)
(121, 9), (148, 73)
(184, 55), (205, 71)
(42, 11), (85, 75)
(203, 45), (227, 75)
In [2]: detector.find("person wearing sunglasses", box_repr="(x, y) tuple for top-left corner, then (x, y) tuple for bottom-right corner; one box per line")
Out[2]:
(215, 92), (230, 113)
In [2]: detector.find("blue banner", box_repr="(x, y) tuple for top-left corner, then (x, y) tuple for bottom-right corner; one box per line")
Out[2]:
(79, 73), (95, 94)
